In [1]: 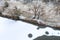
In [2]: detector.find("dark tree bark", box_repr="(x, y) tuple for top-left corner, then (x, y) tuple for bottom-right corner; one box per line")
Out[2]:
(0, 12), (2, 16)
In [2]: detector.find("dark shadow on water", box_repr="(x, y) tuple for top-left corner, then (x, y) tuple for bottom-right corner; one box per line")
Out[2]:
(34, 35), (60, 40)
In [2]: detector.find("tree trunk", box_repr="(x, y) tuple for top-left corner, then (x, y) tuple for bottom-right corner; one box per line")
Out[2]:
(33, 12), (36, 19)
(37, 11), (40, 19)
(0, 12), (2, 16)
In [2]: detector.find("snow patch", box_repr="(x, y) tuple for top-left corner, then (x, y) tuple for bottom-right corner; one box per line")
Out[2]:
(0, 17), (60, 40)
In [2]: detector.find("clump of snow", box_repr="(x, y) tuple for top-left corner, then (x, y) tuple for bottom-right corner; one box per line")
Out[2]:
(19, 15), (26, 19)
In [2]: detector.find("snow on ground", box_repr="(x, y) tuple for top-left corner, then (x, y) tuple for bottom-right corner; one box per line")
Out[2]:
(0, 17), (60, 40)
